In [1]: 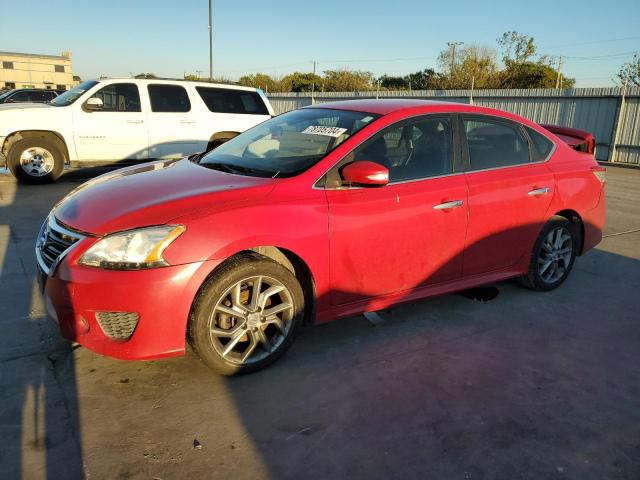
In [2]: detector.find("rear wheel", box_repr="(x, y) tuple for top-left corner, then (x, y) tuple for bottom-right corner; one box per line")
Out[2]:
(519, 216), (579, 291)
(7, 136), (65, 184)
(188, 253), (305, 375)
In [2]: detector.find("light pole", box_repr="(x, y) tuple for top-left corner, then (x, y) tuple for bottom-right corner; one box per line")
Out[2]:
(208, 0), (213, 80)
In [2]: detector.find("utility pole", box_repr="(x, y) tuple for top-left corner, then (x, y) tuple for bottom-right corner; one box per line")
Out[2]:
(447, 42), (464, 79)
(555, 56), (564, 89)
(208, 0), (213, 80)
(311, 60), (317, 104)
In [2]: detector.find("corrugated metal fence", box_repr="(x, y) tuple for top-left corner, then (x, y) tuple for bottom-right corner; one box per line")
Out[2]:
(267, 87), (640, 165)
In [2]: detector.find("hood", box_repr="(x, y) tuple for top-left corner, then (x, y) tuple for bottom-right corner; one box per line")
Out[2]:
(54, 159), (276, 234)
(0, 102), (54, 111)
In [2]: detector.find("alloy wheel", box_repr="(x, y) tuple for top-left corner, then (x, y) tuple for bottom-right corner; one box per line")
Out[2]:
(537, 226), (573, 284)
(208, 275), (294, 365)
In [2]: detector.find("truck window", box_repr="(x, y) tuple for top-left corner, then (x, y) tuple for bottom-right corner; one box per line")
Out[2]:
(89, 83), (141, 112)
(196, 87), (269, 115)
(148, 84), (191, 112)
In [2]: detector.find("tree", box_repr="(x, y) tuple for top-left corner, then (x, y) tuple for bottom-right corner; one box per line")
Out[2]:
(378, 69), (443, 90)
(280, 72), (323, 92)
(499, 61), (575, 89)
(498, 31), (536, 66)
(405, 68), (444, 90)
(494, 32), (575, 89)
(378, 74), (408, 90)
(437, 45), (499, 89)
(616, 54), (640, 86)
(238, 73), (281, 92)
(323, 70), (374, 92)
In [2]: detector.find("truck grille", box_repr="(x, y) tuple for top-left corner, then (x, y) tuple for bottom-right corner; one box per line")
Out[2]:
(36, 216), (84, 275)
(96, 312), (139, 340)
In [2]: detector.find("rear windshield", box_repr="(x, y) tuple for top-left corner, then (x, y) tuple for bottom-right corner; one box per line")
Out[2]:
(199, 108), (379, 177)
(196, 87), (269, 115)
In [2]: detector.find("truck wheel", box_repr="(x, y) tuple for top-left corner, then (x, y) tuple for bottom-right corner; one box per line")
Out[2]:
(7, 136), (65, 184)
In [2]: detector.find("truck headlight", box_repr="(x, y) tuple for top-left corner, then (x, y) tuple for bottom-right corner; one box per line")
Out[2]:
(78, 225), (185, 270)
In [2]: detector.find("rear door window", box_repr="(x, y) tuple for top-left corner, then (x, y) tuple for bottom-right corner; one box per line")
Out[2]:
(196, 87), (269, 115)
(463, 117), (530, 170)
(148, 84), (191, 112)
(526, 127), (555, 161)
(31, 91), (52, 102)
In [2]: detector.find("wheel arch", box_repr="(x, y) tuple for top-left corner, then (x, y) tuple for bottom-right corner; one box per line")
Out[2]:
(2, 130), (71, 165)
(552, 209), (585, 254)
(207, 131), (240, 151)
(189, 245), (317, 331)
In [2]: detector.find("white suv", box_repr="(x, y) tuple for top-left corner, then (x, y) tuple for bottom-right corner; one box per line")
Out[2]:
(0, 78), (274, 183)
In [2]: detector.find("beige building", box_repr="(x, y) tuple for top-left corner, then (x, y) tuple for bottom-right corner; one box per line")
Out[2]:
(0, 51), (75, 91)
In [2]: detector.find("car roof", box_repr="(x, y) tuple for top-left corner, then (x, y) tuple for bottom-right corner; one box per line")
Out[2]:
(301, 98), (542, 129)
(303, 99), (465, 115)
(8, 88), (55, 93)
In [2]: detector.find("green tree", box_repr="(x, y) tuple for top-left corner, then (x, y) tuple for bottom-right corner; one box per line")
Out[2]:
(323, 70), (374, 92)
(405, 68), (444, 89)
(378, 75), (408, 90)
(499, 61), (575, 89)
(280, 72), (323, 92)
(238, 73), (281, 92)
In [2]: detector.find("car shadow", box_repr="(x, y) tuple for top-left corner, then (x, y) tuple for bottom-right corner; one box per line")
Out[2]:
(211, 244), (640, 479)
(0, 177), (86, 478)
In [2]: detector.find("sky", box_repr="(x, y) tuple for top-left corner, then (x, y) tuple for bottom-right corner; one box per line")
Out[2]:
(1, 0), (639, 87)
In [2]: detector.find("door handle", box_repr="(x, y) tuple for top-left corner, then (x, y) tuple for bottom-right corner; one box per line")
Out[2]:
(528, 187), (550, 196)
(126, 119), (144, 124)
(433, 200), (464, 210)
(180, 120), (196, 124)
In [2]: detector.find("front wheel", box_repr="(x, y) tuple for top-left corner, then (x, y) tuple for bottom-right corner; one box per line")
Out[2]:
(7, 136), (65, 184)
(188, 253), (305, 375)
(519, 216), (579, 291)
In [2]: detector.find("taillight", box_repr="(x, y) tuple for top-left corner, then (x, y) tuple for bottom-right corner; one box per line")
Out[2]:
(591, 166), (606, 184)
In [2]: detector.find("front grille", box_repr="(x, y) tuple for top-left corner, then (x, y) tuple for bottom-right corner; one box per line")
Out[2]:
(36, 216), (84, 274)
(96, 311), (139, 340)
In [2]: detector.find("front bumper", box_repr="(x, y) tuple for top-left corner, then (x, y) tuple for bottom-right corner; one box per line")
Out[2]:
(41, 253), (222, 360)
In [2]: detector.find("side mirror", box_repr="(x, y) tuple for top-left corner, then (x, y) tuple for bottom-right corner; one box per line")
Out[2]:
(341, 160), (389, 187)
(84, 97), (103, 111)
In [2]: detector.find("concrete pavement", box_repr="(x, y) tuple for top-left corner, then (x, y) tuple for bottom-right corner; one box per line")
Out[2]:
(0, 166), (639, 479)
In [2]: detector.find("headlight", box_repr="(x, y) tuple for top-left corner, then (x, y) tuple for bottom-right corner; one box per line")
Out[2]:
(78, 225), (185, 270)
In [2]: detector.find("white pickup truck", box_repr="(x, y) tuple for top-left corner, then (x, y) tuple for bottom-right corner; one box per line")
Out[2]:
(0, 78), (274, 183)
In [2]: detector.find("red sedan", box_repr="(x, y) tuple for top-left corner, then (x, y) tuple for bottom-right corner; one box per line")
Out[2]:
(37, 100), (606, 375)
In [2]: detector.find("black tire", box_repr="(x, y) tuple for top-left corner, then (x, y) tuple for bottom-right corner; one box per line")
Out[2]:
(188, 252), (305, 375)
(518, 215), (580, 291)
(7, 135), (65, 184)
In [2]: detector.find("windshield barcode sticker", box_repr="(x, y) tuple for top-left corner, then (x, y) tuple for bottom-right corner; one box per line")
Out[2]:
(302, 125), (348, 137)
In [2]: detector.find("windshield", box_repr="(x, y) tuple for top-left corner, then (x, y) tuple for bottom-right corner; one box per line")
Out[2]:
(199, 108), (379, 177)
(0, 90), (15, 101)
(50, 80), (99, 106)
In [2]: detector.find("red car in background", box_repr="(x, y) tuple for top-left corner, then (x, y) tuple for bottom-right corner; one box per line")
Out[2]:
(36, 100), (606, 375)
